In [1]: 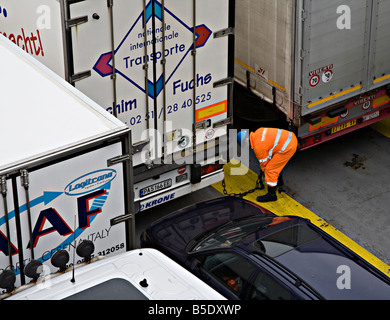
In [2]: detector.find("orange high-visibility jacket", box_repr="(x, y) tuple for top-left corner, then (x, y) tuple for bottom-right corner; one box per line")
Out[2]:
(250, 128), (297, 186)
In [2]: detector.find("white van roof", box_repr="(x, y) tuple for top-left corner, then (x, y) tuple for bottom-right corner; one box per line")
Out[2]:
(4, 248), (226, 300)
(0, 35), (128, 175)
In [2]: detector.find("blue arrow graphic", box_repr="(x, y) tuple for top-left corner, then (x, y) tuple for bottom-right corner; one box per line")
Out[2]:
(37, 183), (111, 264)
(10, 186), (110, 276)
(0, 191), (63, 227)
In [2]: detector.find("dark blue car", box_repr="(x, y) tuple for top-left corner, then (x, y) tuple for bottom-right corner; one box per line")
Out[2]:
(141, 197), (390, 300)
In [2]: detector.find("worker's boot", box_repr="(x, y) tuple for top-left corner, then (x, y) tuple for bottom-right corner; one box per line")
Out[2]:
(257, 186), (277, 202)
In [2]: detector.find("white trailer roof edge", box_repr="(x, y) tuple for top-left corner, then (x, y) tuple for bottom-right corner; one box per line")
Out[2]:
(0, 35), (129, 175)
(0, 131), (126, 177)
(0, 35), (126, 128)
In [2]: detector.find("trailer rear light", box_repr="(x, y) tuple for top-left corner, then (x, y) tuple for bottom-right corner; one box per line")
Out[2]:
(313, 134), (321, 142)
(201, 163), (224, 176)
(298, 133), (322, 149)
(298, 137), (306, 148)
(176, 172), (188, 183)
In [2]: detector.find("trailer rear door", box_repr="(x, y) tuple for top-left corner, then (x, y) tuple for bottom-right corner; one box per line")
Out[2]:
(0, 0), (66, 77)
(367, 0), (390, 91)
(68, 0), (231, 167)
(300, 0), (370, 115)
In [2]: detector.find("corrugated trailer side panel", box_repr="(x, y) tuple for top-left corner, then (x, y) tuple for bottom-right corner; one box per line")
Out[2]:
(301, 0), (370, 115)
(368, 0), (390, 91)
(297, 0), (390, 149)
(234, 0), (294, 121)
(235, 0), (390, 150)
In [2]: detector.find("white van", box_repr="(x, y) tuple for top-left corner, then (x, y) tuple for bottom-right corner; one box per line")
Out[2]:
(2, 248), (225, 300)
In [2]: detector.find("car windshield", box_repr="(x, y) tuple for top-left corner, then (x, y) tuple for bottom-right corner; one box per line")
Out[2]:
(191, 216), (287, 252)
(254, 224), (321, 258)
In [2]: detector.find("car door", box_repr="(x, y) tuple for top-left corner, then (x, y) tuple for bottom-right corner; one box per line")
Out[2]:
(246, 269), (296, 300)
(193, 251), (256, 299)
(192, 249), (307, 300)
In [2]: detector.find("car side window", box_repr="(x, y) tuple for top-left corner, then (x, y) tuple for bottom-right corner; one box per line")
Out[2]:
(201, 252), (255, 296)
(248, 270), (294, 300)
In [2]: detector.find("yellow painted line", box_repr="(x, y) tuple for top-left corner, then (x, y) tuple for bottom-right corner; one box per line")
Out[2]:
(308, 85), (362, 109)
(371, 118), (390, 139)
(267, 78), (286, 92)
(212, 160), (390, 278)
(373, 74), (390, 84)
(234, 58), (254, 73)
(234, 58), (286, 92)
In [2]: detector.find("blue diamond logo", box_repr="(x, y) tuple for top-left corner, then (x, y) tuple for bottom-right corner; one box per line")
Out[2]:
(94, 0), (211, 99)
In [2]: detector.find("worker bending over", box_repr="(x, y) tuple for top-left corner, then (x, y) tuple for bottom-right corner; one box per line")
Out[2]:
(238, 128), (298, 202)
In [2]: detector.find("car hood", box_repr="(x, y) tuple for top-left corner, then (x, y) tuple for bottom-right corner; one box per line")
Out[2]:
(275, 238), (390, 300)
(144, 197), (274, 261)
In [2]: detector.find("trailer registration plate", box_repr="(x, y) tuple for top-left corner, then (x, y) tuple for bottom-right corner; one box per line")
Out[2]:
(331, 119), (357, 134)
(361, 111), (380, 122)
(140, 179), (172, 197)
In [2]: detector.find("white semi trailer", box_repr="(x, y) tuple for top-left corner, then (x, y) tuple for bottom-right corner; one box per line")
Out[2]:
(0, 35), (136, 288)
(0, 0), (235, 211)
(235, 0), (390, 149)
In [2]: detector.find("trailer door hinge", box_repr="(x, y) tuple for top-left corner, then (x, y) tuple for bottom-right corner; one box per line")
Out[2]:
(65, 15), (88, 29)
(213, 77), (233, 88)
(132, 140), (149, 154)
(195, 119), (211, 130)
(110, 213), (133, 226)
(0, 176), (7, 195)
(213, 117), (232, 128)
(67, 0), (87, 5)
(214, 27), (234, 38)
(20, 169), (29, 189)
(300, 49), (305, 60)
(107, 154), (131, 167)
(301, 10), (308, 22)
(70, 70), (91, 83)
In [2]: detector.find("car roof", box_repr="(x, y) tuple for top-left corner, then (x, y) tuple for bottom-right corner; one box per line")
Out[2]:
(4, 249), (226, 300)
(144, 197), (390, 300)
